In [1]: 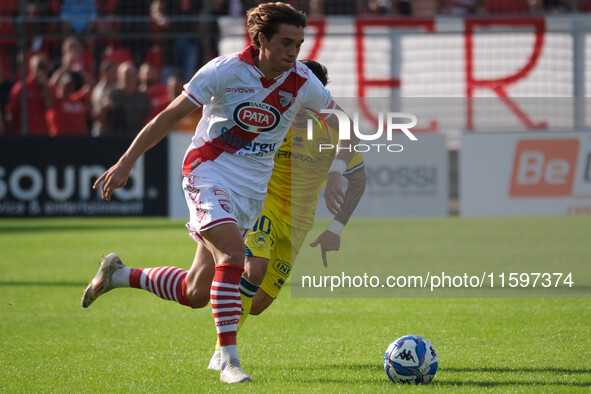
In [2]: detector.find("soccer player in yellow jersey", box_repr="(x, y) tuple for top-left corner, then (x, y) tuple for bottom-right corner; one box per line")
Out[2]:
(209, 60), (366, 369)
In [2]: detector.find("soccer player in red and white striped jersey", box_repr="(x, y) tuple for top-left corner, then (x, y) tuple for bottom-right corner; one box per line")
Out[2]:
(82, 1), (357, 384)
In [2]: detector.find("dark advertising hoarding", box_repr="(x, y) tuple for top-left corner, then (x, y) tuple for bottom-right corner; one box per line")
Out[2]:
(0, 137), (168, 217)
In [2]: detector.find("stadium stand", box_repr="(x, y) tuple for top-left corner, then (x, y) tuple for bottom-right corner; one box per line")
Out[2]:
(0, 0), (589, 136)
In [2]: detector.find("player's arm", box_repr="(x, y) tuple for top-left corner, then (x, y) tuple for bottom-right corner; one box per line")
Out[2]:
(310, 165), (366, 267)
(93, 95), (198, 200)
(334, 166), (366, 226)
(324, 103), (360, 215)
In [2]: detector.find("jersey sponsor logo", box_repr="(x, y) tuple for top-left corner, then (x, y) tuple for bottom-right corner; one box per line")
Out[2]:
(509, 139), (579, 197)
(233, 102), (280, 132)
(225, 87), (255, 94)
(276, 149), (315, 163)
(219, 128), (278, 154)
(272, 259), (291, 277)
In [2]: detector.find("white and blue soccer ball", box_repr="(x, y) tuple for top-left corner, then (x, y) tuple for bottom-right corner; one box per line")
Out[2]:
(383, 335), (438, 384)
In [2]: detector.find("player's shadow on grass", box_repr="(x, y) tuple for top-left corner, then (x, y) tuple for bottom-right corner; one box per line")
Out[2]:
(442, 366), (591, 374)
(438, 367), (591, 388)
(276, 364), (591, 387)
(436, 381), (591, 388)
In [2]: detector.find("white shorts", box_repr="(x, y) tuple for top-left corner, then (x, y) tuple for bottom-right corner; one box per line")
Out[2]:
(183, 175), (263, 245)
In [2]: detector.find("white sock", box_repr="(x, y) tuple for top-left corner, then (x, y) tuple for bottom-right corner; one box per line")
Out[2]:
(111, 266), (130, 288)
(220, 345), (239, 366)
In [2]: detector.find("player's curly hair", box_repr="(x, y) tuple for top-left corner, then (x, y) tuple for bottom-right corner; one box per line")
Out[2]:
(246, 2), (307, 48)
(300, 59), (329, 86)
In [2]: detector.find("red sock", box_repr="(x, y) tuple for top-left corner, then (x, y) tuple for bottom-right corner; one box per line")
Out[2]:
(129, 267), (193, 307)
(211, 264), (244, 346)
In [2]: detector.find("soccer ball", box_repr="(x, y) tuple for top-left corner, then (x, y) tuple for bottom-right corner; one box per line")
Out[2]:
(383, 335), (438, 384)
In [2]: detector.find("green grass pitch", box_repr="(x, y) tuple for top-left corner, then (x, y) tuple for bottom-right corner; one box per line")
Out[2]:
(1, 216), (590, 392)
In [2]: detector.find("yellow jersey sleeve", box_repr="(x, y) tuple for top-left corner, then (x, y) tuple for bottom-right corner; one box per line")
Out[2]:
(265, 125), (365, 230)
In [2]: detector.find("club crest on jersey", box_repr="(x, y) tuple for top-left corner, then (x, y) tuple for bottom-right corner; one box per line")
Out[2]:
(234, 101), (280, 133)
(218, 199), (233, 213)
(278, 91), (293, 107)
(253, 231), (269, 248)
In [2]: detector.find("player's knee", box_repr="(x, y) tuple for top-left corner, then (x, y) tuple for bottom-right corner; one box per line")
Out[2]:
(217, 244), (246, 267)
(184, 284), (210, 308)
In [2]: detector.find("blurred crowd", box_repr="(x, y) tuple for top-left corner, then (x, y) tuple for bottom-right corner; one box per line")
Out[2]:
(289, 0), (591, 16)
(0, 36), (195, 137)
(1, 0), (590, 137)
(388, 0), (591, 17)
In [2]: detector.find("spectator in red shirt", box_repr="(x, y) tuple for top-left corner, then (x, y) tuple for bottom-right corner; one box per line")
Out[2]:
(46, 69), (93, 136)
(5, 53), (52, 136)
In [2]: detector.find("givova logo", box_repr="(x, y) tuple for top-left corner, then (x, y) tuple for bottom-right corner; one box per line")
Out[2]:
(304, 108), (418, 152)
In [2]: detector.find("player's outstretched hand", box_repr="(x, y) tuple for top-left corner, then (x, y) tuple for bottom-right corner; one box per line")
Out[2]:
(310, 230), (341, 267)
(324, 172), (344, 215)
(93, 162), (132, 201)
